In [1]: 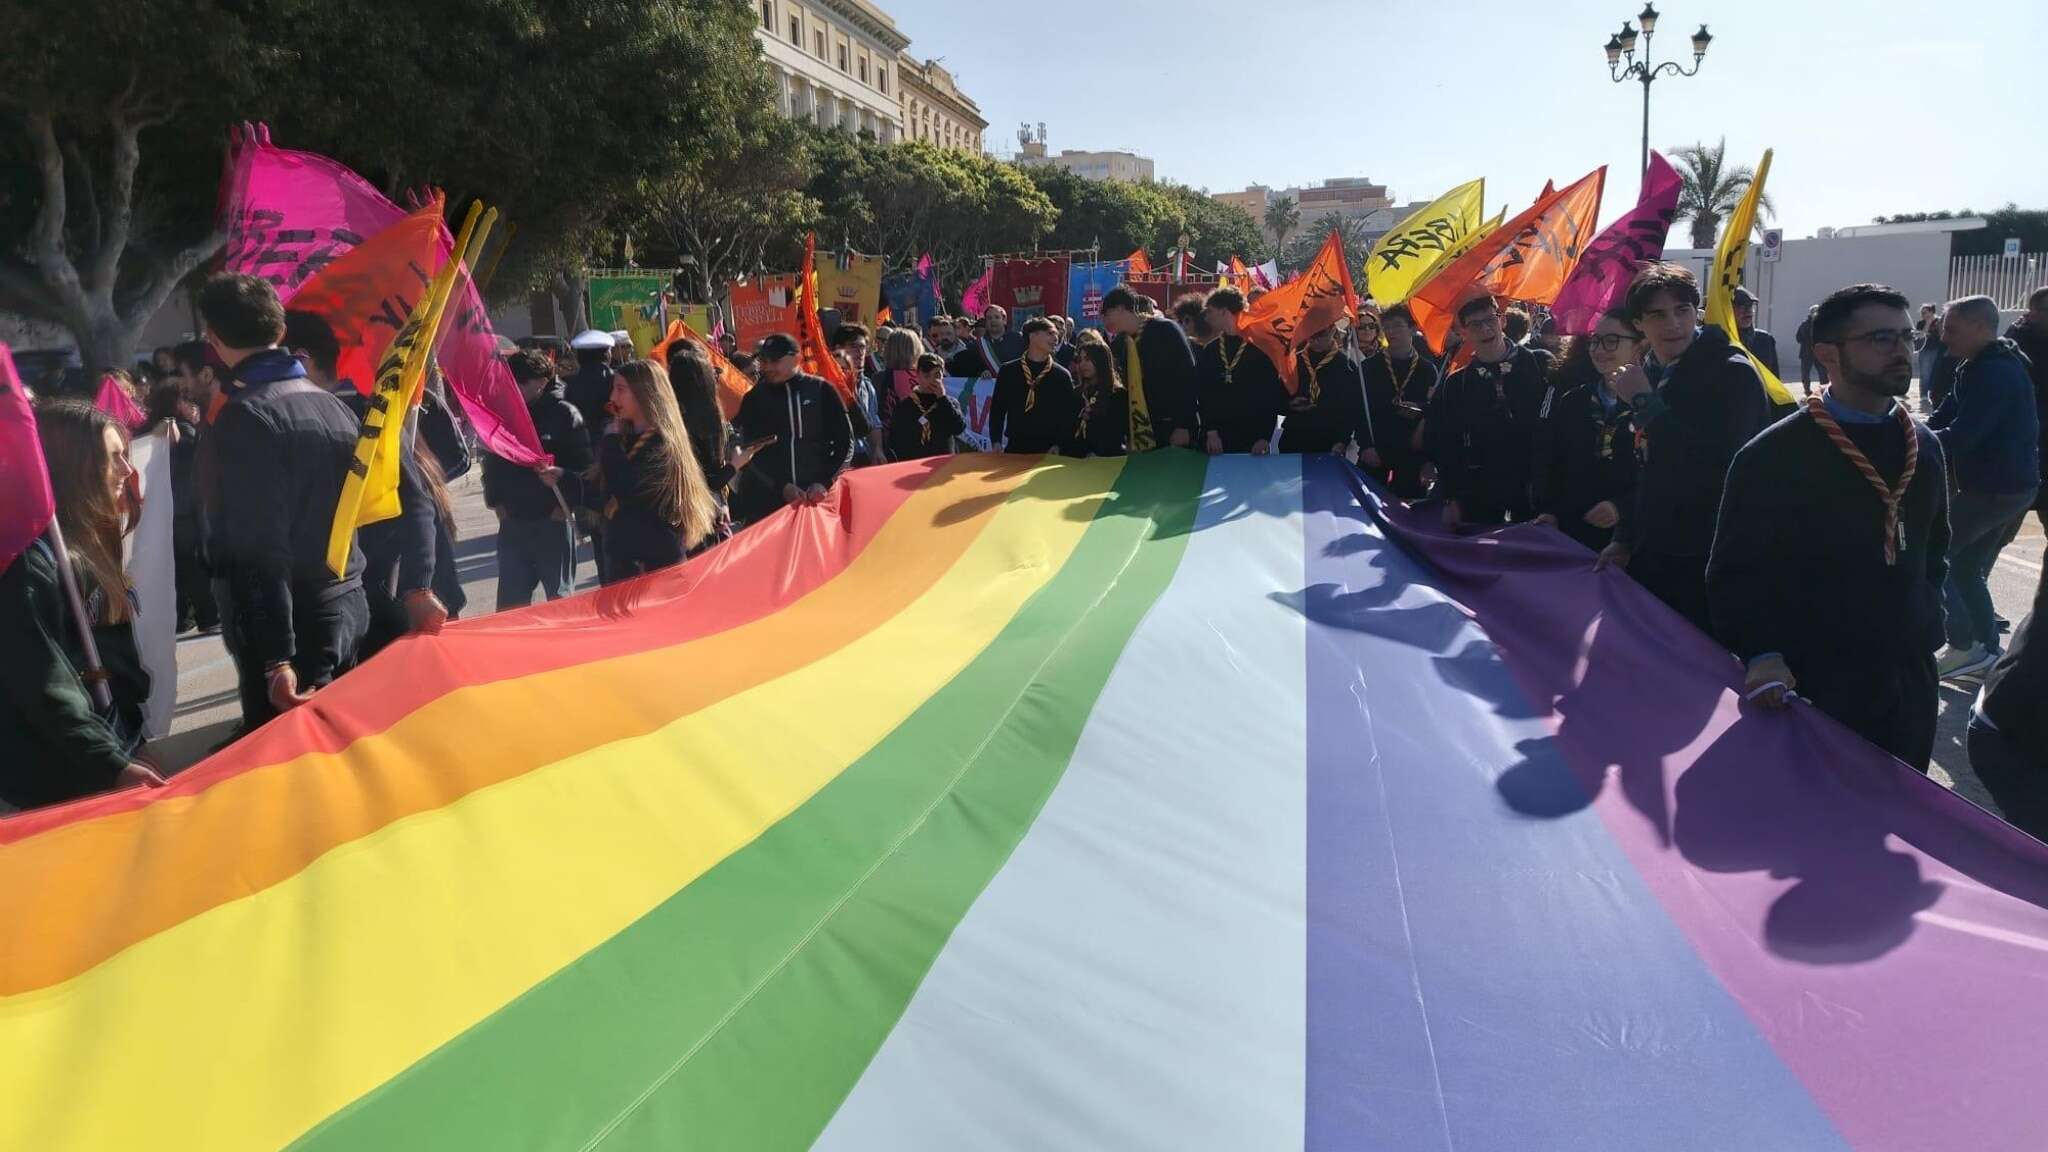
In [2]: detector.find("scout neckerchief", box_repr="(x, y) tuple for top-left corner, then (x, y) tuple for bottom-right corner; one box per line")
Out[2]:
(1300, 346), (1342, 405)
(1217, 334), (1248, 385)
(1124, 333), (1156, 451)
(1020, 355), (1052, 413)
(1806, 389), (1918, 564)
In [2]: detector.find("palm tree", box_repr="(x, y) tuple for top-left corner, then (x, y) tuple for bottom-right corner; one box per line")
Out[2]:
(1264, 195), (1300, 263)
(1672, 138), (1775, 250)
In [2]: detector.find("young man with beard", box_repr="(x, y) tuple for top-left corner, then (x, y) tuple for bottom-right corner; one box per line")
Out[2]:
(989, 317), (1078, 454)
(1602, 263), (1772, 630)
(1195, 286), (1287, 456)
(1360, 303), (1439, 497)
(1276, 323), (1371, 456)
(946, 304), (1025, 380)
(1707, 284), (1950, 770)
(1101, 285), (1199, 451)
(1425, 294), (1553, 528)
(925, 315), (966, 362)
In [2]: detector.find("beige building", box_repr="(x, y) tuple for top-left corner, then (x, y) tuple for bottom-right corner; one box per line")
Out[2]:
(898, 55), (986, 153)
(1015, 132), (1156, 183)
(755, 0), (907, 142)
(1213, 186), (1273, 218)
(1291, 177), (1393, 224)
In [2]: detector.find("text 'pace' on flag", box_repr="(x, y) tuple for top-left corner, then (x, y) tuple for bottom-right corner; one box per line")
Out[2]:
(1240, 231), (1358, 395)
(1705, 148), (1796, 407)
(1366, 178), (1486, 304)
(1407, 168), (1605, 352)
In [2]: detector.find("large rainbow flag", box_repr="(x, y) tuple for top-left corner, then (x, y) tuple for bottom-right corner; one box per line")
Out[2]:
(5, 454), (2046, 1150)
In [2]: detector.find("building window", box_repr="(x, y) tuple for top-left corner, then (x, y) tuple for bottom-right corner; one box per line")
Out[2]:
(815, 29), (824, 56)
(877, 66), (887, 94)
(760, 2), (772, 29)
(838, 43), (848, 72)
(858, 55), (868, 83)
(788, 15), (799, 43)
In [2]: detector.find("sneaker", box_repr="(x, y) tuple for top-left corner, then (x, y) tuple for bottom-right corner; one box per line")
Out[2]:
(1936, 645), (1997, 680)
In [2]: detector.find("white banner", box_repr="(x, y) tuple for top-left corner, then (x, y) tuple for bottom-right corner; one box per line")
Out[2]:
(947, 375), (999, 452)
(124, 430), (178, 738)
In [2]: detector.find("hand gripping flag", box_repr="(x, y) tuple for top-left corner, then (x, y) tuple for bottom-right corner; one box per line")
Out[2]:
(1366, 178), (1486, 304)
(1704, 148), (1796, 407)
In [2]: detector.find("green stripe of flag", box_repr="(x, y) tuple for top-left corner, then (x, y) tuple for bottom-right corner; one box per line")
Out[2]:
(291, 451), (1207, 1151)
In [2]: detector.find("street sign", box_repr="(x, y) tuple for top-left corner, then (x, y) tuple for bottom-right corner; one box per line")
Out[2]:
(2005, 237), (2023, 258)
(1760, 228), (1783, 263)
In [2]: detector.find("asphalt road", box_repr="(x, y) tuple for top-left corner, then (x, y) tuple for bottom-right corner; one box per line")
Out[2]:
(157, 457), (2042, 820)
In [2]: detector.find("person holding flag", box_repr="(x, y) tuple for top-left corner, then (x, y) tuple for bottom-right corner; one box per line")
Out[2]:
(1276, 323), (1372, 456)
(1101, 285), (1199, 451)
(1601, 262), (1772, 631)
(1195, 287), (1288, 456)
(200, 273), (371, 726)
(1426, 294), (1554, 528)
(1360, 303), (1440, 498)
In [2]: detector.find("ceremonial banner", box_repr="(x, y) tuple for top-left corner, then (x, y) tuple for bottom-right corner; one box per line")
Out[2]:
(1551, 152), (1682, 335)
(1241, 231), (1358, 394)
(817, 252), (885, 325)
(730, 275), (800, 353)
(1408, 169), (1605, 351)
(6, 453), (2045, 1152)
(288, 200), (448, 395)
(1705, 149), (1797, 407)
(586, 276), (668, 353)
(1127, 274), (1219, 313)
(676, 303), (717, 338)
(0, 346), (52, 574)
(220, 126), (547, 470)
(1365, 178), (1486, 304)
(882, 255), (942, 329)
(649, 318), (754, 420)
(989, 257), (1071, 322)
(123, 433), (176, 738)
(1068, 260), (1131, 330)
(798, 233), (852, 401)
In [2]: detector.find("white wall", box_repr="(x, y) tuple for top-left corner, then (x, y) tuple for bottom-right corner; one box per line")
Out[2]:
(1661, 231), (1954, 342)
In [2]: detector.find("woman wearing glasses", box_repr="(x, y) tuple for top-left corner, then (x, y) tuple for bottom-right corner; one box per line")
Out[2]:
(1533, 310), (1644, 553)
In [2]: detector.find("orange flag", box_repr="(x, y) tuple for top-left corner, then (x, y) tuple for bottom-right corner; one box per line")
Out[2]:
(1127, 248), (1153, 275)
(1408, 168), (1606, 352)
(287, 198), (448, 395)
(798, 233), (853, 402)
(1239, 231), (1358, 395)
(650, 317), (755, 420)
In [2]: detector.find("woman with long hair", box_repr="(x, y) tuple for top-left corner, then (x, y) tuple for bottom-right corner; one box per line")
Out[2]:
(1065, 337), (1129, 458)
(1531, 309), (1644, 552)
(1, 400), (165, 810)
(594, 360), (718, 583)
(878, 327), (927, 428)
(663, 345), (735, 499)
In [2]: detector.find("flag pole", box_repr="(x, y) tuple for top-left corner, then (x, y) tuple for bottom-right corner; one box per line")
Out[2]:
(43, 518), (113, 711)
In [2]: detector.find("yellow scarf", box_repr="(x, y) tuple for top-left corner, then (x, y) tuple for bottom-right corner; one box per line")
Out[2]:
(1124, 335), (1156, 452)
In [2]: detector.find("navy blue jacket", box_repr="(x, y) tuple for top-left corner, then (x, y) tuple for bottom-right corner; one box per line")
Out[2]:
(1930, 338), (2041, 495)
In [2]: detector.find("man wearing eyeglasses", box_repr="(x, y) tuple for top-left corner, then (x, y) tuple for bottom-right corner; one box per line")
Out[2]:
(1707, 284), (1950, 771)
(1601, 262), (1772, 631)
(1360, 303), (1439, 498)
(1425, 293), (1552, 529)
(1928, 295), (2041, 680)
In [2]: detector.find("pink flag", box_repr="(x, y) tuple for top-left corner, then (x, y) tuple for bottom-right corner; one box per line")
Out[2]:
(1549, 152), (1682, 335)
(961, 266), (993, 316)
(0, 346), (55, 575)
(219, 125), (549, 468)
(93, 374), (148, 432)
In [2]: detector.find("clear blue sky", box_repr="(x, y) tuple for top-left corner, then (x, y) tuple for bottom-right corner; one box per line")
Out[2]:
(885, 0), (2046, 237)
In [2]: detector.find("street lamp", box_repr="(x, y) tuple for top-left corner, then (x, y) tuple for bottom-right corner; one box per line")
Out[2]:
(1605, 4), (1712, 180)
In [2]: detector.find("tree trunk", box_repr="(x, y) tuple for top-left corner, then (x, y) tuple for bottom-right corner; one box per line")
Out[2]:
(1691, 212), (1719, 250)
(551, 272), (589, 333)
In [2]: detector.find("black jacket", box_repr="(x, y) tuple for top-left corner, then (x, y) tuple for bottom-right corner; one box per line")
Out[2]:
(564, 357), (614, 437)
(1739, 326), (1781, 379)
(1426, 345), (1553, 515)
(2002, 317), (2048, 498)
(1066, 382), (1130, 458)
(1708, 409), (1949, 710)
(730, 373), (853, 523)
(885, 390), (966, 461)
(1361, 350), (1438, 473)
(1979, 540), (2046, 756)
(1278, 349), (1371, 454)
(1197, 334), (1288, 452)
(1110, 317), (1200, 442)
(484, 380), (593, 522)
(333, 387), (437, 600)
(990, 356), (1079, 454)
(0, 541), (149, 809)
(1616, 327), (1772, 558)
(596, 429), (684, 561)
(210, 350), (366, 667)
(1534, 366), (1640, 551)
(947, 331), (1026, 379)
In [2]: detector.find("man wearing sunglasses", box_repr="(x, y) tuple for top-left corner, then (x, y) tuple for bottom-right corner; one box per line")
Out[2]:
(1601, 262), (1772, 631)
(1425, 293), (1553, 529)
(1707, 284), (1950, 771)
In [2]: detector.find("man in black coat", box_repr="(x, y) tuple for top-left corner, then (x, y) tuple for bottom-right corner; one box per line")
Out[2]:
(1604, 262), (1773, 632)
(564, 330), (617, 435)
(1195, 286), (1288, 455)
(1360, 303), (1438, 497)
(1733, 286), (1781, 379)
(485, 349), (593, 607)
(1277, 323), (1371, 455)
(200, 274), (375, 728)
(1426, 294), (1553, 528)
(1970, 547), (2046, 836)
(730, 333), (854, 526)
(1101, 285), (1199, 451)
(1708, 284), (1950, 771)
(946, 305), (1026, 380)
(2005, 285), (2048, 532)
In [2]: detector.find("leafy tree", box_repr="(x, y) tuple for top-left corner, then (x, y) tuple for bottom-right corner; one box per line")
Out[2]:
(1874, 204), (2048, 257)
(1019, 164), (1169, 258)
(0, 0), (771, 368)
(1281, 211), (1373, 280)
(1263, 195), (1300, 262)
(640, 111), (819, 302)
(1671, 138), (1774, 250)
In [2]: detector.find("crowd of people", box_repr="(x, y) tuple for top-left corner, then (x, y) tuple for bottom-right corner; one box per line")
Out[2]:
(4, 267), (2045, 841)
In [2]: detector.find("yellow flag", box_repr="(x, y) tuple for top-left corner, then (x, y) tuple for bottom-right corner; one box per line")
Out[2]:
(1407, 209), (1505, 301)
(1705, 148), (1795, 407)
(1365, 179), (1485, 303)
(325, 201), (493, 577)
